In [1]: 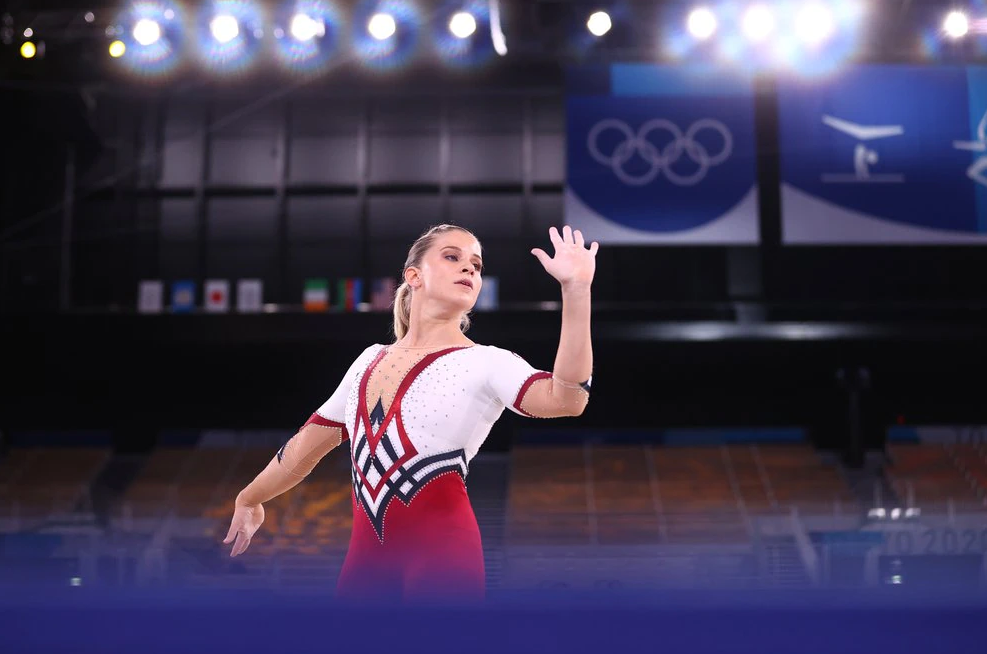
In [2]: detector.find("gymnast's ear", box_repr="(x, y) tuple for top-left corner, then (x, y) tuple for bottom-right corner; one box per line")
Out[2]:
(404, 266), (422, 288)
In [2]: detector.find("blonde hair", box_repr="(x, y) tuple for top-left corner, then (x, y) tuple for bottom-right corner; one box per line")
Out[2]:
(392, 224), (479, 341)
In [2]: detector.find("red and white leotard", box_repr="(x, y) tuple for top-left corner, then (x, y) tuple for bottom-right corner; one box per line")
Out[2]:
(302, 343), (554, 602)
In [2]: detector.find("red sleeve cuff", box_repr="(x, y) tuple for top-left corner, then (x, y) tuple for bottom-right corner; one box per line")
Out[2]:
(512, 372), (553, 417)
(303, 413), (349, 442)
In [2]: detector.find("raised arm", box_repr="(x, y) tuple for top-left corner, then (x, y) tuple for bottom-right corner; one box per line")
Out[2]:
(522, 225), (598, 417)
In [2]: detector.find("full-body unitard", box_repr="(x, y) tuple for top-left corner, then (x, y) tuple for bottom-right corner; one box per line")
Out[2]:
(291, 343), (559, 602)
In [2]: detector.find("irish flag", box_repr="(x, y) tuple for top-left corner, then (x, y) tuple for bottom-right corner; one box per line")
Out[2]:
(304, 279), (329, 312)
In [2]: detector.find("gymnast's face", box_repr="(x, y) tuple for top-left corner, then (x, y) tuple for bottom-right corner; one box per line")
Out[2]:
(409, 230), (483, 314)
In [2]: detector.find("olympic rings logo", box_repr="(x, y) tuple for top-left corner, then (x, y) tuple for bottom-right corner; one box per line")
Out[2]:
(586, 118), (734, 186)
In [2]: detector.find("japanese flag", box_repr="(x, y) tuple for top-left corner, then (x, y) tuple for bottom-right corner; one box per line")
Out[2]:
(205, 279), (230, 313)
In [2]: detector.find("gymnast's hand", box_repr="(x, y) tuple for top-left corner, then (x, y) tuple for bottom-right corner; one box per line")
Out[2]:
(223, 500), (265, 557)
(530, 225), (599, 289)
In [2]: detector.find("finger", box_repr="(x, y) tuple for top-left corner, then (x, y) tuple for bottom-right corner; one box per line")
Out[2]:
(231, 532), (251, 557)
(562, 225), (573, 244)
(574, 229), (585, 247)
(531, 248), (551, 267)
(223, 520), (237, 544)
(548, 226), (563, 248)
(589, 242), (599, 256)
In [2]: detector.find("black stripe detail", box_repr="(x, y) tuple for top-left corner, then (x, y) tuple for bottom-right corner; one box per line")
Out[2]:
(351, 447), (469, 542)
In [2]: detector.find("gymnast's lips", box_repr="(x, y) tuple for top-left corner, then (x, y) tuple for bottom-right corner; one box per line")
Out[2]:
(455, 279), (473, 289)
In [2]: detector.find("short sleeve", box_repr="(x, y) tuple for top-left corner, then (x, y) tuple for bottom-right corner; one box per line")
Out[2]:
(483, 346), (552, 417)
(304, 345), (382, 439)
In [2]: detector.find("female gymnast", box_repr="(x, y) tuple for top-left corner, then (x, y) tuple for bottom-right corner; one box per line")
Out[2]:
(224, 224), (597, 602)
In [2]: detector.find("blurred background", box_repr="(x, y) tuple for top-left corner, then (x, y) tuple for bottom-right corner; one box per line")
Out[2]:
(2, 0), (987, 601)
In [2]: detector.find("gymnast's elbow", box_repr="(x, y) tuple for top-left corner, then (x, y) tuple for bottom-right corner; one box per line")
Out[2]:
(564, 395), (589, 417)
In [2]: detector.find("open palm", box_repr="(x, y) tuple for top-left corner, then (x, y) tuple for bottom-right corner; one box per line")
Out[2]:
(531, 226), (599, 287)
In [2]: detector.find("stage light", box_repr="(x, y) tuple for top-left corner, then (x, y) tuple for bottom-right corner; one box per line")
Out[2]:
(290, 13), (324, 41)
(944, 10), (969, 38)
(587, 10), (612, 37)
(449, 11), (476, 38)
(23, 28), (33, 38)
(114, 1), (183, 77)
(20, 41), (36, 58)
(743, 4), (775, 42)
(275, 1), (341, 72)
(210, 14), (239, 43)
(368, 12), (396, 39)
(434, 2), (493, 68)
(133, 18), (161, 46)
(795, 3), (834, 45)
(85, 12), (95, 23)
(687, 7), (717, 40)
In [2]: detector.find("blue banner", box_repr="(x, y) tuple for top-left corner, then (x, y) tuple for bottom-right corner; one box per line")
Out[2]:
(779, 65), (987, 244)
(565, 64), (759, 244)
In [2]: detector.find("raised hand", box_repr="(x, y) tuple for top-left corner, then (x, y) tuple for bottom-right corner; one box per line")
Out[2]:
(223, 501), (265, 557)
(530, 226), (599, 288)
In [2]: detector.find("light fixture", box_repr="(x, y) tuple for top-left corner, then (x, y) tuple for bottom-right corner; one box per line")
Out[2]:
(687, 7), (717, 40)
(587, 11), (612, 37)
(742, 4), (774, 42)
(368, 12), (396, 40)
(133, 18), (161, 46)
(944, 11), (969, 39)
(795, 3), (834, 44)
(449, 11), (477, 39)
(210, 14), (239, 43)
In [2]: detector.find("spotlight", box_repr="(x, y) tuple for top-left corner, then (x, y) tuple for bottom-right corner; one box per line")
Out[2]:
(84, 12), (95, 23)
(20, 41), (36, 58)
(290, 13), (324, 41)
(368, 12), (396, 40)
(944, 11), (969, 39)
(795, 3), (834, 44)
(109, 39), (126, 57)
(23, 28), (33, 38)
(133, 18), (161, 46)
(164, 9), (175, 21)
(687, 7), (717, 40)
(449, 11), (476, 39)
(742, 4), (774, 42)
(587, 10), (612, 37)
(210, 14), (239, 43)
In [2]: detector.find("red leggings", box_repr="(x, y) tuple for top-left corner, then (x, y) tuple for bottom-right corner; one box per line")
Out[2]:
(335, 473), (485, 603)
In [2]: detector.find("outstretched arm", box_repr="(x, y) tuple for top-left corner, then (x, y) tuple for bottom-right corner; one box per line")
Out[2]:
(523, 225), (598, 417)
(224, 422), (344, 556)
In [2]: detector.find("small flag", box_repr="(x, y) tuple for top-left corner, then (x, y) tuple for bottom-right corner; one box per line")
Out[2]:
(304, 279), (329, 312)
(171, 280), (196, 314)
(335, 278), (363, 312)
(371, 277), (396, 311)
(138, 280), (163, 314)
(205, 280), (230, 313)
(236, 279), (263, 314)
(476, 276), (498, 311)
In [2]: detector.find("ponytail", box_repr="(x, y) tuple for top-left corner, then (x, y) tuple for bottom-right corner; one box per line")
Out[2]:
(392, 281), (413, 340)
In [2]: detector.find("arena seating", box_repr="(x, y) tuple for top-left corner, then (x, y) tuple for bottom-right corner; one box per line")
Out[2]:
(886, 443), (986, 508)
(506, 443), (855, 546)
(0, 448), (109, 519)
